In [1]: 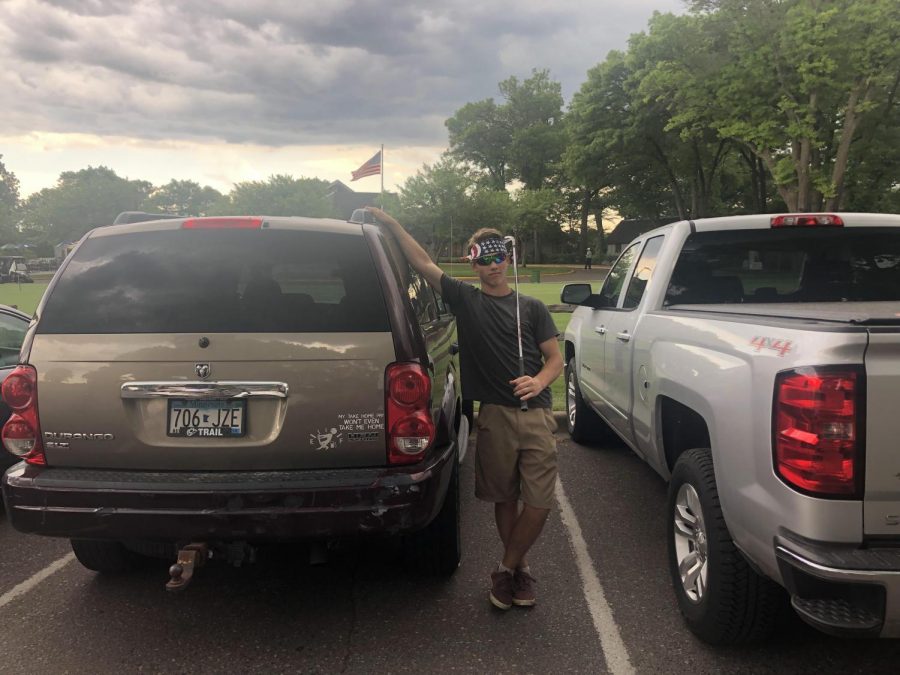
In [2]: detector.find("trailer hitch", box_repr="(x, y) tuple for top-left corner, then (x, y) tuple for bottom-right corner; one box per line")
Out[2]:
(165, 543), (209, 592)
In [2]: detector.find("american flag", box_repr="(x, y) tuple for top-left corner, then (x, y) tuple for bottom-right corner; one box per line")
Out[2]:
(351, 150), (382, 181)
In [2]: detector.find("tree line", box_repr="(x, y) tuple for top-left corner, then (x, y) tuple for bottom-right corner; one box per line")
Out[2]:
(1, 0), (896, 262)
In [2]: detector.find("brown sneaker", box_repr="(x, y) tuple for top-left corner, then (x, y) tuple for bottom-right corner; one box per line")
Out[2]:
(489, 570), (514, 610)
(513, 568), (537, 607)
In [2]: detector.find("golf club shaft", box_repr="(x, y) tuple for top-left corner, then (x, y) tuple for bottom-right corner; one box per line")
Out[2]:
(510, 237), (528, 412)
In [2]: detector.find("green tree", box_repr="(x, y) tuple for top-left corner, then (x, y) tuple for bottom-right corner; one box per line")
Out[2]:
(676, 0), (900, 211)
(0, 155), (21, 242)
(445, 99), (510, 191)
(501, 70), (567, 189)
(141, 179), (223, 216)
(21, 166), (151, 244)
(215, 175), (337, 217)
(565, 49), (691, 221)
(446, 69), (566, 191)
(398, 155), (477, 259)
(513, 188), (565, 264)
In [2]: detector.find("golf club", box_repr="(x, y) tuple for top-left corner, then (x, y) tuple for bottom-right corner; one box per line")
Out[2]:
(504, 235), (528, 412)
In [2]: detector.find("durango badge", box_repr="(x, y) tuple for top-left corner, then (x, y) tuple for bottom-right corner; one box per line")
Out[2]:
(195, 363), (211, 379)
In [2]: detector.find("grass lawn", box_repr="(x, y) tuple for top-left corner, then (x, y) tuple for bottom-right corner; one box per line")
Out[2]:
(521, 281), (572, 411)
(0, 279), (577, 411)
(439, 262), (578, 279)
(0, 282), (48, 314)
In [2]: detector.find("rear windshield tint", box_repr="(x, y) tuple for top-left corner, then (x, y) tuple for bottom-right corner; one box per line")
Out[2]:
(665, 227), (900, 305)
(38, 229), (390, 333)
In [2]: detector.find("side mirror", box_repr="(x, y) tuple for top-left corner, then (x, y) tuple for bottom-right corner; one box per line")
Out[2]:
(561, 283), (609, 310)
(561, 283), (592, 305)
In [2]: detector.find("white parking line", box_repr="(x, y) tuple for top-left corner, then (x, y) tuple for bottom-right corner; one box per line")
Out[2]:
(0, 553), (75, 610)
(556, 478), (635, 675)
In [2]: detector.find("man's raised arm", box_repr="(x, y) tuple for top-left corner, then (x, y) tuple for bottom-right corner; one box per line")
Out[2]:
(365, 207), (444, 290)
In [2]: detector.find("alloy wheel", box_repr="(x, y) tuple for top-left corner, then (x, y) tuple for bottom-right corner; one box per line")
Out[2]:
(566, 370), (577, 429)
(673, 483), (709, 603)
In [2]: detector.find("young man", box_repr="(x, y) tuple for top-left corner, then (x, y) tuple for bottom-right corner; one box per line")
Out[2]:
(584, 247), (593, 270)
(366, 207), (563, 611)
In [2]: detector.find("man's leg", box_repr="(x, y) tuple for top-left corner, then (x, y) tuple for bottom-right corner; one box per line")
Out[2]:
(500, 504), (549, 571)
(495, 501), (529, 570)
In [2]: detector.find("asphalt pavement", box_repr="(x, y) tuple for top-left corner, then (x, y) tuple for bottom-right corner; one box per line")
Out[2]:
(1, 427), (898, 674)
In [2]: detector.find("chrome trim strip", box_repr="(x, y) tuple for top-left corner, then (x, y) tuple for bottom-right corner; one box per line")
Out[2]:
(121, 381), (289, 400)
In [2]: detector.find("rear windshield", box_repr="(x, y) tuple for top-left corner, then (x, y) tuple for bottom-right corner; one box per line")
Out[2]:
(665, 227), (900, 305)
(38, 229), (390, 333)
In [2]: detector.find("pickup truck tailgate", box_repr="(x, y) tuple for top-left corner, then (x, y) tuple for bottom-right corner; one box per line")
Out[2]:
(864, 330), (900, 537)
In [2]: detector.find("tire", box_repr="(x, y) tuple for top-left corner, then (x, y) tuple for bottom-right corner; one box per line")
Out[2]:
(405, 459), (461, 577)
(565, 358), (611, 444)
(667, 448), (784, 645)
(70, 539), (135, 574)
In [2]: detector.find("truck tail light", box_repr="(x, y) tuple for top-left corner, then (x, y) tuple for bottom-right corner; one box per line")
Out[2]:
(386, 363), (434, 465)
(182, 217), (263, 229)
(773, 367), (863, 497)
(1, 365), (46, 465)
(770, 214), (844, 227)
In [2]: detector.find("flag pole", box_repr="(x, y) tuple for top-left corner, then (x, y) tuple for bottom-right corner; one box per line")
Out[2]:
(449, 214), (453, 277)
(380, 144), (384, 209)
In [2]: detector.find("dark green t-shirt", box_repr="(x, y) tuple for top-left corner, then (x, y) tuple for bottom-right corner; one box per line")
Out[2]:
(440, 274), (558, 409)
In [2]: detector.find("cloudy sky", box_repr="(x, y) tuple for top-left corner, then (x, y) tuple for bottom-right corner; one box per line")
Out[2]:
(0, 0), (685, 197)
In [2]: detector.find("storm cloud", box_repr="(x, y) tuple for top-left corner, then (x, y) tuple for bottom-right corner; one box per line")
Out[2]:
(0, 0), (685, 147)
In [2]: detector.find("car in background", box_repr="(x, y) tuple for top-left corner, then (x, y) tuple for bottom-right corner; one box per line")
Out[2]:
(2, 215), (465, 579)
(0, 304), (30, 471)
(0, 256), (33, 284)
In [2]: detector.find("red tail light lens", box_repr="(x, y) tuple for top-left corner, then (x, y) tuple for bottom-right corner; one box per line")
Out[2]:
(1, 365), (45, 465)
(2, 368), (35, 410)
(773, 367), (862, 497)
(771, 214), (844, 228)
(389, 367), (430, 406)
(182, 217), (263, 229)
(386, 363), (434, 465)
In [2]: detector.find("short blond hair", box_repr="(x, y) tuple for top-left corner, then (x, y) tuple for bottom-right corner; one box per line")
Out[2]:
(466, 227), (504, 254)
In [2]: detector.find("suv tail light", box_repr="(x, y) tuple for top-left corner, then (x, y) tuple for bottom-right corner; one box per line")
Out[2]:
(771, 214), (844, 227)
(1, 365), (46, 465)
(386, 363), (434, 465)
(773, 367), (863, 497)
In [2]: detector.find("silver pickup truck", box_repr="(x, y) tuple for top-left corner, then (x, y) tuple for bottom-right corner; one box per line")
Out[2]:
(562, 213), (900, 645)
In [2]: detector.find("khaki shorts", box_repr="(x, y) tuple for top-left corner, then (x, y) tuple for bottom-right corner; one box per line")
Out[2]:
(474, 403), (558, 510)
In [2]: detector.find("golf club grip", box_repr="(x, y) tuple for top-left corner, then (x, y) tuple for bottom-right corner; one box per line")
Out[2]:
(519, 357), (528, 411)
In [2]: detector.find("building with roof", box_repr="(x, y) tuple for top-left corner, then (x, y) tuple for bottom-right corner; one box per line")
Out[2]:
(605, 218), (673, 257)
(327, 181), (389, 220)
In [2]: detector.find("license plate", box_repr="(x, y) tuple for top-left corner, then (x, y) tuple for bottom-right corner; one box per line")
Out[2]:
(167, 399), (246, 438)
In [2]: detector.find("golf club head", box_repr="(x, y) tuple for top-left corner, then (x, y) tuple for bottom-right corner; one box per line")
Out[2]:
(503, 235), (516, 246)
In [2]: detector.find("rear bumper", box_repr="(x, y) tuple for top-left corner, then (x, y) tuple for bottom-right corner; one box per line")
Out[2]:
(775, 533), (900, 638)
(2, 442), (456, 542)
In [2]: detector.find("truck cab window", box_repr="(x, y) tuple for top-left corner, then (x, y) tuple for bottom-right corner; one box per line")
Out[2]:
(623, 236), (665, 309)
(599, 243), (639, 307)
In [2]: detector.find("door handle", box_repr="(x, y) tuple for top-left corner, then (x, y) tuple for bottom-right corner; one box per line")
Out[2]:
(616, 331), (631, 342)
(594, 326), (607, 335)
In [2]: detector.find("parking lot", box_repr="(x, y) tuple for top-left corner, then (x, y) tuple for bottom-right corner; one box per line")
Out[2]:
(1, 426), (898, 674)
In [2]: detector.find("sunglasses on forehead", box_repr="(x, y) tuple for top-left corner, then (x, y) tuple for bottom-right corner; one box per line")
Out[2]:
(474, 253), (507, 266)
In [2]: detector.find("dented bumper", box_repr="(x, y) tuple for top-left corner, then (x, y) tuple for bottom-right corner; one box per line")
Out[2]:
(1, 442), (456, 541)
